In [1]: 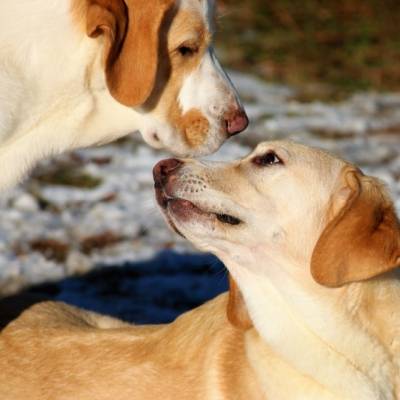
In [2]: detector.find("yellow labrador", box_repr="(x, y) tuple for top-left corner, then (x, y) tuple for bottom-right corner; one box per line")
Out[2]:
(0, 0), (247, 190)
(1, 141), (399, 400)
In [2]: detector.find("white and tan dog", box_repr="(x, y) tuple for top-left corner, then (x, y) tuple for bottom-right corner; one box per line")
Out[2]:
(0, 0), (247, 190)
(1, 141), (399, 400)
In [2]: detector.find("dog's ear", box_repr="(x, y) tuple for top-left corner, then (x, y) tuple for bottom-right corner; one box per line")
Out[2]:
(86, 0), (173, 107)
(227, 275), (252, 330)
(311, 167), (400, 288)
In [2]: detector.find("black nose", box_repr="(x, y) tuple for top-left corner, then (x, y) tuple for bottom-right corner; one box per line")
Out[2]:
(153, 158), (182, 187)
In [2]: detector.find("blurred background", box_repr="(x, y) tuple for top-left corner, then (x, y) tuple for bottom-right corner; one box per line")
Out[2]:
(218, 0), (400, 100)
(0, 0), (399, 324)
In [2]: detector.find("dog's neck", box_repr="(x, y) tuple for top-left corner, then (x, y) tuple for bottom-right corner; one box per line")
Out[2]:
(224, 253), (400, 399)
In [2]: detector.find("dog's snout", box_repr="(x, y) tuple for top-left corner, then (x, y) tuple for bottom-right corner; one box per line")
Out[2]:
(224, 108), (249, 137)
(153, 158), (182, 186)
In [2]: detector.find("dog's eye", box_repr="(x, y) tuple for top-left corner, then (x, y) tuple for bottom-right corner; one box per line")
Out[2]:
(252, 151), (283, 167)
(177, 45), (198, 57)
(216, 213), (242, 225)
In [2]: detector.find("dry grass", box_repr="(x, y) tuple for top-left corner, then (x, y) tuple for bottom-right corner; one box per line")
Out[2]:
(216, 0), (400, 100)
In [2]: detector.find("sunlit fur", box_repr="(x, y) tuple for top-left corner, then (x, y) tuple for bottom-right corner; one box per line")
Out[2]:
(160, 140), (400, 399)
(0, 0), (243, 190)
(2, 141), (399, 399)
(0, 295), (266, 400)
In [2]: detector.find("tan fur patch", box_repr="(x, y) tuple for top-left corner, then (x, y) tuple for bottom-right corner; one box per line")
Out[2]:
(175, 108), (210, 147)
(70, 0), (87, 32)
(227, 276), (253, 331)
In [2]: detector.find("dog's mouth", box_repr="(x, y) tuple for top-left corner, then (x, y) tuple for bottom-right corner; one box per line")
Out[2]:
(155, 186), (242, 234)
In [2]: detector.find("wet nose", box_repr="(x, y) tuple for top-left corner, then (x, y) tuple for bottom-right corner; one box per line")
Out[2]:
(224, 108), (249, 137)
(153, 158), (182, 187)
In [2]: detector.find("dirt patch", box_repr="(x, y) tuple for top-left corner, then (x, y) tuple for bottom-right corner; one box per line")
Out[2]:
(80, 231), (123, 255)
(14, 239), (70, 263)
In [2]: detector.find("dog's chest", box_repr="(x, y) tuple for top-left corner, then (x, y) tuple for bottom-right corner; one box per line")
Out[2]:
(238, 277), (397, 400)
(245, 331), (344, 400)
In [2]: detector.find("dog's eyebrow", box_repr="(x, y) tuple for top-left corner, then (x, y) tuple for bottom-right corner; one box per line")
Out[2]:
(275, 147), (290, 158)
(254, 146), (290, 161)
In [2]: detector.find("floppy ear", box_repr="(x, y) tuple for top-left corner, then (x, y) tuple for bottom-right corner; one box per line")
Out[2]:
(86, 0), (173, 107)
(311, 168), (400, 287)
(227, 275), (253, 330)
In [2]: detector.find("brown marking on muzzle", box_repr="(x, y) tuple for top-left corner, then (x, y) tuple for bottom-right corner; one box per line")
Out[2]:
(175, 108), (210, 147)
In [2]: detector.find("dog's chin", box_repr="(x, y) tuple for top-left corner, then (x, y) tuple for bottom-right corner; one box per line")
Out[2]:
(140, 130), (166, 150)
(145, 124), (226, 158)
(161, 210), (185, 238)
(178, 126), (227, 158)
(164, 137), (225, 158)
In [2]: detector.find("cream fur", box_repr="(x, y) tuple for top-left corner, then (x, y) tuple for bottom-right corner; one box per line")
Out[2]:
(1, 141), (399, 399)
(0, 295), (264, 400)
(0, 0), (243, 191)
(159, 140), (400, 399)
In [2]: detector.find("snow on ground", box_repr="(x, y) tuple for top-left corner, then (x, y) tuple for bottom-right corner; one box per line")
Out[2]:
(0, 71), (399, 296)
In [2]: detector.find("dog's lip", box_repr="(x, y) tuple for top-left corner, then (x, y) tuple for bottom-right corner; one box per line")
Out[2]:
(155, 185), (170, 209)
(161, 207), (185, 237)
(168, 198), (207, 216)
(155, 186), (243, 227)
(155, 187), (206, 237)
(155, 186), (206, 215)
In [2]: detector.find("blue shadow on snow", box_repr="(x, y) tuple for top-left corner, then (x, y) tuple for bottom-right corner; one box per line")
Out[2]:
(11, 251), (228, 325)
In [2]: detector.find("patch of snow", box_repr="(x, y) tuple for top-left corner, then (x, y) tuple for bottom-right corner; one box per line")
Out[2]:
(0, 71), (399, 295)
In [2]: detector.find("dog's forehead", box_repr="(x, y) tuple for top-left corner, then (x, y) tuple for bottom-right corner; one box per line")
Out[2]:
(244, 141), (348, 192)
(181, 0), (214, 30)
(169, 0), (212, 44)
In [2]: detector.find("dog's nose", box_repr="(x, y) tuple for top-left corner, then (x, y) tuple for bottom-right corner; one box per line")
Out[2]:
(225, 108), (249, 137)
(153, 158), (182, 186)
